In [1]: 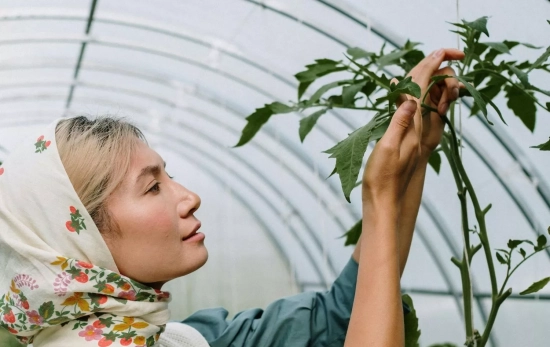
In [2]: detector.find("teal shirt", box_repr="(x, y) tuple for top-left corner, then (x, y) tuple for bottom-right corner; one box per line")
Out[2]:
(182, 257), (409, 346)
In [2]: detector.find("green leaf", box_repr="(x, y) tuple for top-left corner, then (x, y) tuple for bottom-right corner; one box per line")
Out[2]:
(520, 277), (550, 295)
(361, 80), (377, 97)
(295, 59), (343, 82)
(323, 113), (388, 202)
(234, 102), (294, 147)
(505, 85), (536, 132)
(387, 76), (421, 102)
(535, 234), (547, 251)
(463, 16), (490, 37)
(402, 294), (421, 347)
(496, 251), (507, 265)
(346, 55), (391, 90)
(295, 59), (347, 99)
(508, 65), (530, 88)
(519, 248), (526, 258)
(531, 138), (550, 151)
(528, 46), (550, 72)
(428, 151), (442, 174)
(307, 80), (354, 106)
(429, 344), (459, 347)
(347, 47), (375, 60)
(456, 76), (488, 118)
(377, 49), (410, 69)
(342, 81), (367, 106)
(298, 81), (313, 100)
(38, 301), (54, 320)
(340, 219), (362, 246)
(299, 108), (328, 142)
(481, 42), (510, 54)
(269, 102), (294, 114)
(507, 239), (531, 249)
(47, 317), (71, 325)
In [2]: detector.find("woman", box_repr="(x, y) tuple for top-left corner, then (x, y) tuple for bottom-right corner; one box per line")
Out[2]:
(0, 48), (463, 346)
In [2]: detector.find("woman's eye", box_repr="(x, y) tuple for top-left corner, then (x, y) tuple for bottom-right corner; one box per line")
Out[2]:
(148, 182), (161, 193)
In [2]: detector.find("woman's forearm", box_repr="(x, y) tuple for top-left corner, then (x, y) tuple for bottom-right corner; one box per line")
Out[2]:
(397, 155), (428, 277)
(345, 201), (404, 347)
(351, 156), (428, 275)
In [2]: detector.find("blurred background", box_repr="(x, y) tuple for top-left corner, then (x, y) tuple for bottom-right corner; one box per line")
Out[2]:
(0, 0), (549, 346)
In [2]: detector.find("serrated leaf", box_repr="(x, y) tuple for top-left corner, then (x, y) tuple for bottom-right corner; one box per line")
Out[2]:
(377, 49), (410, 69)
(481, 42), (510, 54)
(234, 102), (294, 147)
(508, 65), (530, 88)
(324, 114), (387, 202)
(402, 294), (421, 347)
(520, 277), (550, 295)
(505, 85), (536, 132)
(342, 81), (367, 106)
(347, 47), (374, 60)
(340, 219), (362, 246)
(530, 138), (550, 151)
(428, 151), (441, 174)
(307, 80), (354, 106)
(528, 46), (550, 72)
(299, 108), (328, 142)
(387, 76), (421, 102)
(295, 59), (347, 99)
(346, 55), (391, 90)
(456, 76), (488, 119)
(463, 16), (490, 37)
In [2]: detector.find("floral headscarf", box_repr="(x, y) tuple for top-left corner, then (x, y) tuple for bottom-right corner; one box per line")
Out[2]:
(0, 119), (174, 346)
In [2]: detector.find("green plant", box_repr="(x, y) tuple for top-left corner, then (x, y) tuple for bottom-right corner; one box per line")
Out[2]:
(234, 17), (550, 347)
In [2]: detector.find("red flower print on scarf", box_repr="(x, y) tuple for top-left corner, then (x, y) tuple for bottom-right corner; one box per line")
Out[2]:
(0, 167), (4, 176)
(65, 206), (87, 234)
(34, 135), (51, 153)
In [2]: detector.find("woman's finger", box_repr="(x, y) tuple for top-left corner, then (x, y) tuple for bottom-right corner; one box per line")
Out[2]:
(382, 100), (417, 147)
(434, 66), (459, 114)
(408, 48), (465, 90)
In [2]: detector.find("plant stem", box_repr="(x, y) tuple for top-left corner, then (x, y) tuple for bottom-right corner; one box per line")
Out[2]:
(441, 115), (475, 339)
(443, 116), (503, 347)
(479, 289), (512, 346)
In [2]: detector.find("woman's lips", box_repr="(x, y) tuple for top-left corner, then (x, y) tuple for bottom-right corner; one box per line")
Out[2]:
(182, 221), (202, 241)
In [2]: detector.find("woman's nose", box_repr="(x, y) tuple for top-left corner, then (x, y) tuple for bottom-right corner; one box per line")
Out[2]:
(177, 184), (201, 217)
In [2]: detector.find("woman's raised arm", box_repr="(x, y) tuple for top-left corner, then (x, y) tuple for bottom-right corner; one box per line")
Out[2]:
(345, 99), (420, 347)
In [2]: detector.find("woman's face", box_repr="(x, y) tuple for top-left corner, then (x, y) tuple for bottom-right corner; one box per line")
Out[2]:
(104, 140), (207, 288)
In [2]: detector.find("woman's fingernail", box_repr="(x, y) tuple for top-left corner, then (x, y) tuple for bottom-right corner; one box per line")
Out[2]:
(452, 87), (459, 99)
(434, 49), (444, 58)
(402, 100), (417, 115)
(440, 103), (449, 115)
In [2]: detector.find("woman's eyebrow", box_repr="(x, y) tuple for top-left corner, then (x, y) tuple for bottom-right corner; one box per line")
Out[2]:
(135, 161), (166, 184)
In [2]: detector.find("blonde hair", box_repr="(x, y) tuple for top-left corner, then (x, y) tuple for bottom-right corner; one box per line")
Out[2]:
(55, 116), (146, 235)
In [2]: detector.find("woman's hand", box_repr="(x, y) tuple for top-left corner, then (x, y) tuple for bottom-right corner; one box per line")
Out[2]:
(399, 48), (465, 158)
(362, 100), (420, 206)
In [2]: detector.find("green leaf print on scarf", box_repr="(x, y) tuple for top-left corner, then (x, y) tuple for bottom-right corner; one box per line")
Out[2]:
(34, 135), (51, 153)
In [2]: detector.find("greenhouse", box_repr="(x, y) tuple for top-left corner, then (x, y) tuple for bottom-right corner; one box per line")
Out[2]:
(0, 0), (549, 346)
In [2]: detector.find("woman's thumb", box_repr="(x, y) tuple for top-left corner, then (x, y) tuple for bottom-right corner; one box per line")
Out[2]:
(385, 100), (417, 143)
